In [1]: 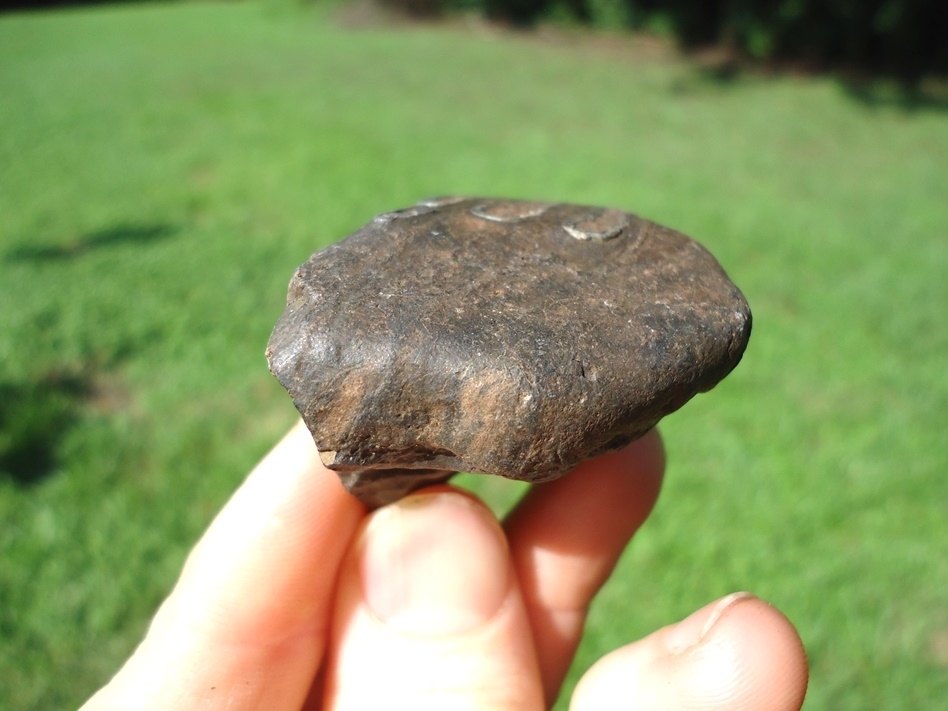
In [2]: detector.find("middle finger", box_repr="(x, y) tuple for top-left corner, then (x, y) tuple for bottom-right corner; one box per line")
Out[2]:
(503, 429), (665, 704)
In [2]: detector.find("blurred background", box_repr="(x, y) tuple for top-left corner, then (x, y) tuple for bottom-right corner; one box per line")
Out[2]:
(1, 1), (945, 708)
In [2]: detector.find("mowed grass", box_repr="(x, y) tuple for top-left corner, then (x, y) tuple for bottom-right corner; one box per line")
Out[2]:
(1, 2), (946, 708)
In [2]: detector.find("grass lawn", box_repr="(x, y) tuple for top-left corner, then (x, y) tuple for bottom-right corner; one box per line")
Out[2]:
(1, 2), (946, 708)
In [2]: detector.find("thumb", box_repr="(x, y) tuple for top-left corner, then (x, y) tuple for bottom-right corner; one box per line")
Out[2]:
(322, 488), (545, 711)
(571, 593), (809, 711)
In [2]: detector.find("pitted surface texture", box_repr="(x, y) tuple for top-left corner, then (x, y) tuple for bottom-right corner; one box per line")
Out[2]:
(267, 198), (751, 506)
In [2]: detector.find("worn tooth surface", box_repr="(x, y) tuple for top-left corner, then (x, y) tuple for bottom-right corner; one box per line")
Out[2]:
(267, 197), (752, 507)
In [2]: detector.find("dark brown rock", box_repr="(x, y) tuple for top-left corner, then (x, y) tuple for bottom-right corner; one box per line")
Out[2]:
(267, 198), (751, 506)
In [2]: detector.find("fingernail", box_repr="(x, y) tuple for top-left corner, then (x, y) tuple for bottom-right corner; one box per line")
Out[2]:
(358, 491), (510, 635)
(665, 592), (758, 654)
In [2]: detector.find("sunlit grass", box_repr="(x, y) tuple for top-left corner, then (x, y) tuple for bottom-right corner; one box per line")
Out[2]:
(1, 2), (946, 708)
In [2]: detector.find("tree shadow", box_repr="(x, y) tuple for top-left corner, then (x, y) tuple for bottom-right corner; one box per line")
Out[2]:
(836, 77), (948, 113)
(0, 369), (93, 486)
(5, 223), (178, 262)
(671, 54), (948, 114)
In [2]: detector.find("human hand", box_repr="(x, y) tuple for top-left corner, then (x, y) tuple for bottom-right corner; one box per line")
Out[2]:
(82, 420), (808, 710)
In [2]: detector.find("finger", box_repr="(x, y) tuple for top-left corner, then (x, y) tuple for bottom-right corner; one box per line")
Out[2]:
(504, 429), (665, 703)
(82, 420), (365, 711)
(324, 488), (545, 711)
(571, 593), (809, 711)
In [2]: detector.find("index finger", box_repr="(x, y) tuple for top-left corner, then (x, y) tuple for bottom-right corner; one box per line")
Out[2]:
(82, 420), (365, 711)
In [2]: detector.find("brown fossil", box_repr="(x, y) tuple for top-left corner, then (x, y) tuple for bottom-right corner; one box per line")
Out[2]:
(267, 198), (751, 506)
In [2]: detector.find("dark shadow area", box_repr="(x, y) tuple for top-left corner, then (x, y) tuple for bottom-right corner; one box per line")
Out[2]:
(666, 55), (773, 97)
(0, 369), (92, 486)
(5, 223), (178, 263)
(695, 59), (741, 84)
(837, 77), (948, 113)
(373, 0), (948, 94)
(669, 52), (948, 113)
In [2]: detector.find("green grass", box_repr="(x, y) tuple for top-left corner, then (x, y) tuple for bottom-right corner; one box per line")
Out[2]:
(1, 2), (946, 708)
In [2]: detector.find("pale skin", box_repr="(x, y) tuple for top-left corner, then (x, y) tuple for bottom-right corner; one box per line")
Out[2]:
(83, 420), (809, 710)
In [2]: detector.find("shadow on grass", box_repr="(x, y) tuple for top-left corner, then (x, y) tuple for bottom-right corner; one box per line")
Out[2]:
(671, 56), (948, 113)
(837, 79), (948, 113)
(5, 223), (178, 262)
(0, 369), (92, 486)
